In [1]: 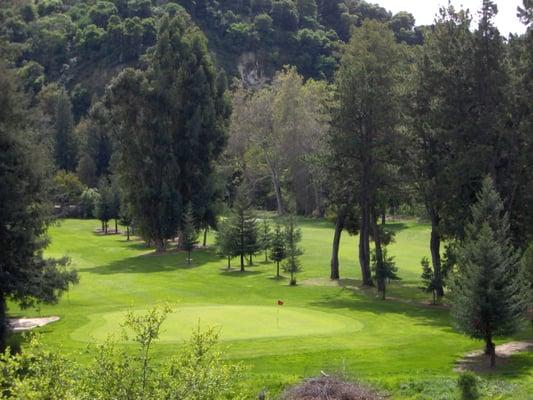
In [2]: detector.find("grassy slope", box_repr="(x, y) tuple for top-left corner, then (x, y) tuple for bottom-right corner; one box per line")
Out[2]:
(10, 218), (533, 399)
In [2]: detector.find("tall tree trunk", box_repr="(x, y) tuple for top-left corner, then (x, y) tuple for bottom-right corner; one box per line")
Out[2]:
(272, 171), (284, 216)
(203, 227), (208, 247)
(0, 293), (7, 352)
(429, 212), (445, 297)
(330, 212), (345, 280)
(115, 219), (118, 233)
(240, 253), (245, 272)
(155, 238), (165, 253)
(359, 202), (373, 286)
(312, 183), (324, 217)
(227, 256), (231, 270)
(187, 250), (191, 264)
(276, 261), (280, 277)
(126, 226), (130, 241)
(485, 331), (496, 368)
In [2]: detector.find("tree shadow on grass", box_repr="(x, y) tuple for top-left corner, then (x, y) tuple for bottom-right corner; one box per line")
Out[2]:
(309, 289), (454, 331)
(220, 269), (262, 277)
(79, 250), (220, 275)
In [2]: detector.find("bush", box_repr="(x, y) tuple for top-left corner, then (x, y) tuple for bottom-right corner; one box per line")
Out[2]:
(0, 306), (245, 400)
(458, 372), (479, 400)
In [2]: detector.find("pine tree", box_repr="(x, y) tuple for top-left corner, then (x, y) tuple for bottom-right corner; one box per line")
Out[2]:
(215, 219), (236, 270)
(420, 257), (438, 304)
(227, 188), (259, 272)
(0, 65), (78, 350)
(450, 177), (528, 367)
(270, 222), (287, 278)
(181, 204), (198, 265)
(259, 220), (272, 262)
(282, 215), (303, 286)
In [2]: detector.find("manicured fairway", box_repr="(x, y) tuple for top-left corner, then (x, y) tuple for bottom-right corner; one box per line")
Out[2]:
(9, 218), (533, 399)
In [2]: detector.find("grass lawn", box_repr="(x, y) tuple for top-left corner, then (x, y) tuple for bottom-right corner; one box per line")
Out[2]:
(9, 218), (533, 399)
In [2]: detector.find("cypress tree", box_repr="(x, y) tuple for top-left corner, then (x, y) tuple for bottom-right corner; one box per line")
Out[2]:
(450, 177), (528, 367)
(108, 14), (229, 252)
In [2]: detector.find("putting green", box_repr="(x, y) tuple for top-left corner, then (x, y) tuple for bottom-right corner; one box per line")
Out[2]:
(72, 305), (363, 342)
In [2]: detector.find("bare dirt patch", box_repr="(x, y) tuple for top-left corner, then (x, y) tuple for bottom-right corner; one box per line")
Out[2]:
(455, 340), (533, 373)
(8, 316), (60, 332)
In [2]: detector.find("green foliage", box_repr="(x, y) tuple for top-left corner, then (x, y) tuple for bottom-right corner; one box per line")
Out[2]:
(215, 218), (237, 268)
(449, 177), (528, 365)
(80, 187), (99, 218)
(225, 188), (260, 271)
(521, 242), (533, 301)
(457, 371), (480, 400)
(419, 257), (438, 304)
(269, 222), (287, 277)
(0, 335), (77, 399)
(259, 219), (272, 262)
(108, 14), (229, 252)
(54, 89), (78, 171)
(53, 170), (86, 206)
(94, 178), (114, 233)
(0, 306), (244, 399)
(0, 65), (78, 350)
(282, 214), (302, 285)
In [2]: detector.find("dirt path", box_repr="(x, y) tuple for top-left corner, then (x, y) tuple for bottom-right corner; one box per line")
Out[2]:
(455, 340), (533, 372)
(8, 316), (60, 332)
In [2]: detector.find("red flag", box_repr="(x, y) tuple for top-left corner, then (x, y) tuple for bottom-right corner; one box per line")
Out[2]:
(277, 300), (284, 306)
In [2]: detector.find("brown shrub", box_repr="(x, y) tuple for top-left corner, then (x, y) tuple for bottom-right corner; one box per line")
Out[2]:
(280, 376), (384, 400)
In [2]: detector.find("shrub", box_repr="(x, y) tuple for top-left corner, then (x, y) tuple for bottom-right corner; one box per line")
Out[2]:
(458, 372), (479, 400)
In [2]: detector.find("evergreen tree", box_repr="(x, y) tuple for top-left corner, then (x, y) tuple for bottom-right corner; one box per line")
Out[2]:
(54, 89), (78, 171)
(420, 257), (439, 304)
(282, 214), (303, 285)
(449, 177), (528, 367)
(409, 5), (474, 298)
(270, 222), (286, 277)
(108, 14), (229, 252)
(259, 219), (272, 262)
(226, 188), (259, 272)
(182, 203), (198, 264)
(119, 201), (133, 241)
(215, 219), (237, 269)
(0, 65), (78, 350)
(371, 247), (399, 300)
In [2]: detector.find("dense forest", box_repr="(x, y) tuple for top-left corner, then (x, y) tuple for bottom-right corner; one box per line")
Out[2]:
(1, 0), (533, 398)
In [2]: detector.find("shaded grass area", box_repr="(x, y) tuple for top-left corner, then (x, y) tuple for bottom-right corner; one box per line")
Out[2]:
(8, 218), (533, 399)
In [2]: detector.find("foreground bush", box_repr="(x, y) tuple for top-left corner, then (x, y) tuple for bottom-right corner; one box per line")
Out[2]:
(0, 305), (245, 400)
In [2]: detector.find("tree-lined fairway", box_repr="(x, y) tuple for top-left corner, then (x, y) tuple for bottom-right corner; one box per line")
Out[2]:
(11, 219), (533, 398)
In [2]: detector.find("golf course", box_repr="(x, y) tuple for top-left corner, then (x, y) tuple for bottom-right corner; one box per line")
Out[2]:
(9, 218), (533, 399)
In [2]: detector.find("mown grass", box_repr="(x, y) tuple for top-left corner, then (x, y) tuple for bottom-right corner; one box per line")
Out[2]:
(9, 218), (533, 399)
